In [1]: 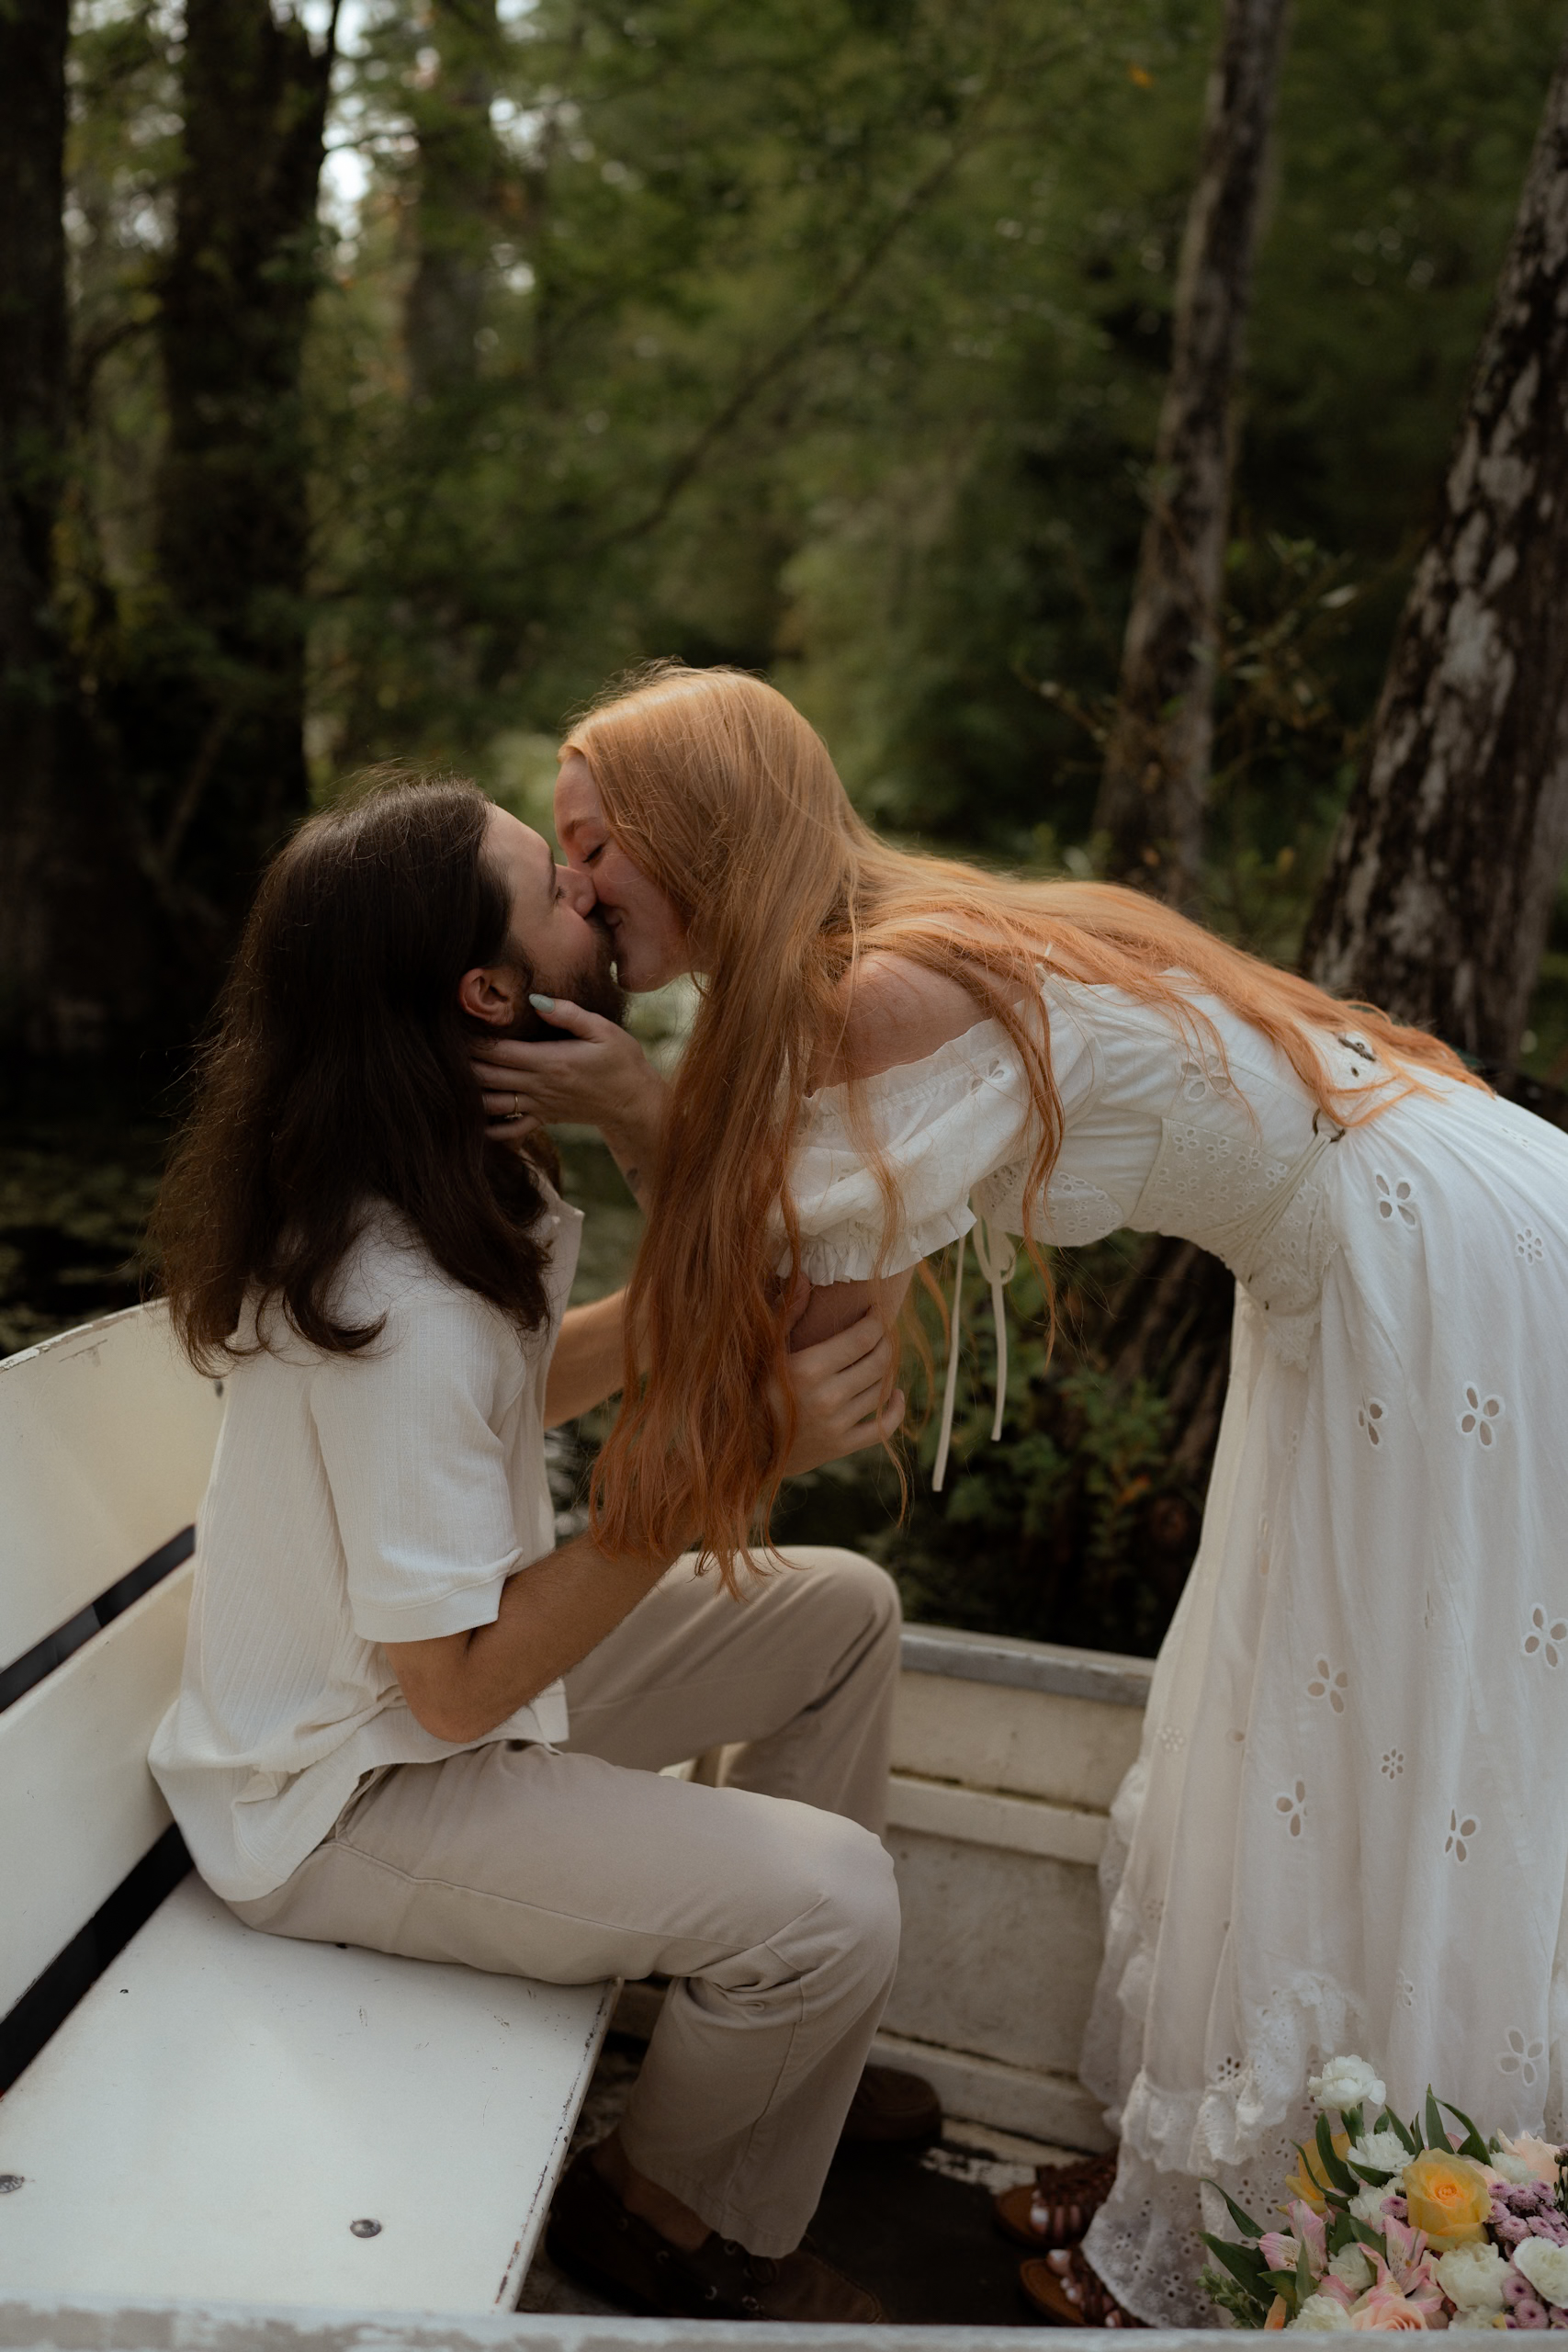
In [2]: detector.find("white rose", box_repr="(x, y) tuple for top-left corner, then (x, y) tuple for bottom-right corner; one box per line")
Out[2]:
(1435, 2243), (1510, 2315)
(1328, 2245), (1375, 2293)
(1307, 2055), (1387, 2114)
(1289, 2292), (1354, 2331)
(1349, 2183), (1393, 2225)
(1512, 2239), (1568, 2311)
(1348, 2130), (1408, 2177)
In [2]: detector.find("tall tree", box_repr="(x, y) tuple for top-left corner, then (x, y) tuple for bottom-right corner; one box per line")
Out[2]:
(1093, 0), (1292, 907)
(1100, 28), (1568, 1561)
(0, 0), (158, 1056)
(404, 0), (503, 405)
(125, 0), (338, 986)
(0, 0), (74, 1049)
(1301, 28), (1568, 1062)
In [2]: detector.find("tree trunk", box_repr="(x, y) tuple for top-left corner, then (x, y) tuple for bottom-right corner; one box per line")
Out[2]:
(0, 0), (160, 1056)
(1300, 31), (1568, 1062)
(1096, 26), (1568, 1581)
(126, 0), (336, 983)
(1094, 0), (1292, 908)
(0, 0), (72, 1051)
(405, 0), (502, 405)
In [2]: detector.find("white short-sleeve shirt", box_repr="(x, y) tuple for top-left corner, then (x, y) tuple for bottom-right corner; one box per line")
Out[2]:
(150, 1187), (581, 1901)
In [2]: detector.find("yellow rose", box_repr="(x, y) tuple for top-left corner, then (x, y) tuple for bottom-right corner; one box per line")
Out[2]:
(1286, 2132), (1351, 2212)
(1402, 2150), (1492, 2250)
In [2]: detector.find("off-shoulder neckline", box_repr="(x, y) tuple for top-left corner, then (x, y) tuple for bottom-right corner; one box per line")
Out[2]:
(804, 1014), (1015, 1113)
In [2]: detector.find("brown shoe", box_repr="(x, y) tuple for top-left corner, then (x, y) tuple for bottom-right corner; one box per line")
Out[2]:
(545, 2147), (885, 2322)
(840, 2062), (942, 2146)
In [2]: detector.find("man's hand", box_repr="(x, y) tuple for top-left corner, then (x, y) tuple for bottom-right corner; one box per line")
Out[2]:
(472, 997), (667, 1204)
(780, 1306), (904, 1474)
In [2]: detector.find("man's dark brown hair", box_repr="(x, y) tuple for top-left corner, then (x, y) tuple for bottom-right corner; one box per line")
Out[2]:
(153, 775), (557, 1367)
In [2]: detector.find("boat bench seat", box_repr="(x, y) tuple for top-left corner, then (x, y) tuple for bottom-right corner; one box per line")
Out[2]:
(0, 1305), (614, 2313)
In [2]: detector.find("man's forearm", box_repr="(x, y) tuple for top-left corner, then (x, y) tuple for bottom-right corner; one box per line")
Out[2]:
(387, 1525), (683, 1745)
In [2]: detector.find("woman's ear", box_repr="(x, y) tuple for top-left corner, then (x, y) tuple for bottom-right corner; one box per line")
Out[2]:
(457, 965), (523, 1026)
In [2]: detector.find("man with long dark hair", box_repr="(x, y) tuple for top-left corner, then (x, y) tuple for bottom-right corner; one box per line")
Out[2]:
(148, 777), (916, 2323)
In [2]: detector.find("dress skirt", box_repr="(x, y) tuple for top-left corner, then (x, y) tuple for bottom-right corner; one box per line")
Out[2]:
(1079, 1077), (1568, 2326)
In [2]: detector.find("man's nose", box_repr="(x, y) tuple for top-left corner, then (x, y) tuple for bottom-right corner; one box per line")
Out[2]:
(557, 862), (597, 914)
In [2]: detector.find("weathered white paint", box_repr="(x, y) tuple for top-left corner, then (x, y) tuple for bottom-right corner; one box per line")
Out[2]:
(891, 1659), (1145, 1812)
(0, 1306), (223, 1668)
(0, 1878), (615, 2312)
(0, 1566), (191, 2015)
(0, 2289), (1327, 2352)
(885, 1774), (1107, 1867)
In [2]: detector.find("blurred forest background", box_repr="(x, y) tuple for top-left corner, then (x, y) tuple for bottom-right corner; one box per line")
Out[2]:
(6, 0), (1568, 1652)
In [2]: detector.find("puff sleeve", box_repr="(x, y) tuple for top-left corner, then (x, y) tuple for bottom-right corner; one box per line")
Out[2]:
(785, 996), (1102, 1285)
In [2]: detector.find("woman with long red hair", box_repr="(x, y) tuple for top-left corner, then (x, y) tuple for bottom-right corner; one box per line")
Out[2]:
(474, 661), (1568, 2328)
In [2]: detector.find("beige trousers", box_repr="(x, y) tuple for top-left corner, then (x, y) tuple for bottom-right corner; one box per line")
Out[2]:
(231, 1546), (903, 2256)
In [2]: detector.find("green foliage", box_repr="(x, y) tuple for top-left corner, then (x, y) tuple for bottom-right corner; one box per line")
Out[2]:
(775, 1240), (1203, 1655)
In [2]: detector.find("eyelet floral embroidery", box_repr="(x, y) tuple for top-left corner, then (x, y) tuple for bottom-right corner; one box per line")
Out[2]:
(1359, 1399), (1386, 1447)
(1382, 1749), (1404, 1779)
(1459, 1386), (1504, 1446)
(1396, 1973), (1416, 2009)
(1276, 1781), (1306, 1838)
(1517, 1227), (1545, 1264)
(1209, 2054), (1243, 2087)
(1524, 1606), (1568, 1668)
(1499, 2030), (1545, 2087)
(1156, 1723), (1186, 1753)
(1307, 1658), (1348, 1713)
(1445, 1809), (1478, 1861)
(1375, 1173), (1417, 1227)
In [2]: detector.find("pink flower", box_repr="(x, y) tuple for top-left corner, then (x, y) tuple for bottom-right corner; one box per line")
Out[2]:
(1499, 2138), (1564, 2188)
(1348, 2281), (1431, 2329)
(1292, 2200), (1330, 2274)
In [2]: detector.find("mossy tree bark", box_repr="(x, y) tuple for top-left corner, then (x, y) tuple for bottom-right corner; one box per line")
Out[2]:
(0, 0), (146, 1055)
(121, 0), (338, 1008)
(1300, 30), (1568, 1063)
(1093, 0), (1292, 909)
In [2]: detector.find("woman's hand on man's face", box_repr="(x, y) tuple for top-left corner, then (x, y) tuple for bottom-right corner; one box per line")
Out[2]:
(471, 995), (668, 1173)
(778, 1308), (905, 1476)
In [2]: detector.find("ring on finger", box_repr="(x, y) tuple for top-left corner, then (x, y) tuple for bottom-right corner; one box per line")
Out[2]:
(513, 1094), (523, 1119)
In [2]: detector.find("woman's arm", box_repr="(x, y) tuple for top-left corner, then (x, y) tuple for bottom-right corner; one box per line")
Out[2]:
(472, 1000), (667, 1209)
(792, 955), (988, 1347)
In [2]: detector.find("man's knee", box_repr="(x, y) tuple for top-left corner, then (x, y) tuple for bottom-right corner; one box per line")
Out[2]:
(793, 1806), (901, 1996)
(774, 1546), (901, 1649)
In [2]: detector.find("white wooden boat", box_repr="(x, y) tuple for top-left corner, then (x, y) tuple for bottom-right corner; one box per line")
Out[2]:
(0, 1302), (1264, 2348)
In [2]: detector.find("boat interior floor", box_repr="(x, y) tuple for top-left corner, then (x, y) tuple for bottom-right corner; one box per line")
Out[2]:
(519, 2033), (1077, 2328)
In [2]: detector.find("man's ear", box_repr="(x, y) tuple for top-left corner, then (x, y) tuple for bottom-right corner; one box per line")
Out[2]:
(457, 964), (524, 1026)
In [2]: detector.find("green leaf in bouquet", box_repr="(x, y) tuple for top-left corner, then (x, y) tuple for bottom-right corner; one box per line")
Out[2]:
(1349, 2218), (1389, 2251)
(1202, 2180), (1267, 2241)
(1315, 2112), (1357, 2191)
(1200, 2264), (1273, 2329)
(1347, 2157), (1399, 2185)
(1296, 2239), (1317, 2302)
(1201, 2233), (1270, 2295)
(1383, 2110), (1417, 2154)
(1438, 2101), (1491, 2164)
(1341, 2103), (1366, 2144)
(1424, 2089), (1448, 2151)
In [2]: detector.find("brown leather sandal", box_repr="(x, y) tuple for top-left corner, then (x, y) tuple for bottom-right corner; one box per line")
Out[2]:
(1019, 2245), (1145, 2327)
(995, 2151), (1119, 2251)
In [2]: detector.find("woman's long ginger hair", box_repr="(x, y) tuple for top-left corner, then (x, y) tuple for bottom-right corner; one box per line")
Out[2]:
(568, 662), (1481, 1580)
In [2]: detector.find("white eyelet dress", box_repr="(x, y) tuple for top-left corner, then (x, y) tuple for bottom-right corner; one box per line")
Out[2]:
(789, 976), (1568, 2327)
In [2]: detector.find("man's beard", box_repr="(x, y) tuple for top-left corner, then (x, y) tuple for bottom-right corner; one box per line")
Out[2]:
(502, 913), (626, 1042)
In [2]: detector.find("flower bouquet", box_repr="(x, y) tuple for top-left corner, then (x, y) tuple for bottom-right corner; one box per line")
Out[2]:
(1200, 2054), (1568, 2330)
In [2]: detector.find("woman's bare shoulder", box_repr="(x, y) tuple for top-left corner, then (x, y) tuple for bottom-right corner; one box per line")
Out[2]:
(820, 953), (990, 1086)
